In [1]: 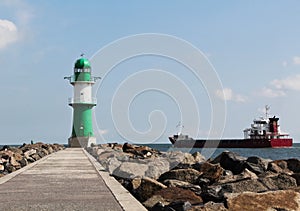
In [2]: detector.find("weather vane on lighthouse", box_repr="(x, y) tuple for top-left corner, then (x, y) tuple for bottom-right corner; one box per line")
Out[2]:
(64, 55), (101, 147)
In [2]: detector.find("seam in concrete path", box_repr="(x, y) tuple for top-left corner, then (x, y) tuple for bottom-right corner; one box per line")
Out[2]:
(0, 150), (58, 185)
(83, 149), (147, 211)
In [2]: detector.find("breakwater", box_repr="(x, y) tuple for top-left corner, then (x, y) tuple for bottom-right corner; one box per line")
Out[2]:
(88, 143), (300, 211)
(0, 143), (65, 177)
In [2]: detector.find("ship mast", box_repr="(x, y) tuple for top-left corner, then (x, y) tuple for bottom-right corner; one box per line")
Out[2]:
(265, 105), (270, 119)
(176, 121), (184, 135)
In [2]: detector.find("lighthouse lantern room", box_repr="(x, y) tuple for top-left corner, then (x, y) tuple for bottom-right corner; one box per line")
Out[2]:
(64, 56), (100, 147)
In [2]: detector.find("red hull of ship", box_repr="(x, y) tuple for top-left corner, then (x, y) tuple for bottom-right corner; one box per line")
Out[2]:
(169, 137), (293, 148)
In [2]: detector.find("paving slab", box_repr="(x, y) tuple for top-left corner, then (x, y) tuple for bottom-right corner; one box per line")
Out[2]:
(0, 148), (144, 211)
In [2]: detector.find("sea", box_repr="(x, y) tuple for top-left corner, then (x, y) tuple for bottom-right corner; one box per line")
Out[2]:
(145, 143), (300, 161)
(2, 143), (300, 161)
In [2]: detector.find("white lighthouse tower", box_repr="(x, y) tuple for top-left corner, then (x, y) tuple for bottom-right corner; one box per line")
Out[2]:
(64, 56), (100, 147)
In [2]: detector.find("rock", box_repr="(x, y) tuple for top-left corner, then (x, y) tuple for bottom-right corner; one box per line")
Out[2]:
(135, 177), (167, 202)
(19, 157), (28, 167)
(105, 157), (122, 174)
(166, 201), (192, 211)
(200, 185), (224, 203)
(225, 190), (300, 211)
(286, 158), (300, 173)
(26, 156), (35, 163)
(259, 173), (297, 190)
(158, 168), (202, 184)
(9, 156), (21, 169)
(143, 195), (168, 210)
(31, 153), (41, 161)
(113, 161), (149, 179)
(162, 151), (204, 169)
(291, 173), (300, 185)
(199, 162), (223, 183)
(221, 179), (268, 193)
(122, 143), (157, 158)
(0, 164), (4, 171)
(163, 179), (202, 195)
(24, 149), (37, 158)
(218, 168), (258, 184)
(144, 158), (170, 179)
(244, 156), (267, 175)
(192, 152), (206, 163)
(211, 151), (246, 175)
(5, 163), (16, 173)
(187, 202), (227, 211)
(154, 187), (203, 205)
(267, 162), (285, 173)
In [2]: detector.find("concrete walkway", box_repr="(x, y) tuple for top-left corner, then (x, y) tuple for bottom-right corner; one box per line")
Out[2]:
(0, 148), (146, 211)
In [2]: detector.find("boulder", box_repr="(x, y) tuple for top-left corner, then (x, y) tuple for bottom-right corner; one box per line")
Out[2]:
(134, 177), (167, 202)
(258, 173), (297, 190)
(192, 152), (206, 163)
(162, 151), (204, 169)
(9, 156), (21, 169)
(218, 168), (258, 184)
(292, 173), (300, 186)
(286, 158), (300, 173)
(144, 158), (170, 179)
(143, 195), (168, 209)
(211, 151), (246, 175)
(5, 163), (16, 173)
(225, 190), (300, 211)
(31, 153), (41, 161)
(166, 201), (192, 211)
(24, 149), (37, 159)
(187, 202), (227, 211)
(200, 185), (224, 203)
(158, 168), (202, 184)
(0, 164), (4, 171)
(221, 179), (268, 193)
(19, 157), (28, 167)
(163, 179), (202, 195)
(244, 156), (268, 175)
(199, 162), (223, 183)
(112, 161), (148, 179)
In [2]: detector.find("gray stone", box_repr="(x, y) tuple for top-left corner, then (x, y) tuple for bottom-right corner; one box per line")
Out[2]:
(259, 173), (297, 190)
(144, 158), (170, 179)
(158, 168), (202, 184)
(113, 161), (149, 179)
(211, 151), (246, 175)
(221, 179), (268, 193)
(163, 179), (201, 195)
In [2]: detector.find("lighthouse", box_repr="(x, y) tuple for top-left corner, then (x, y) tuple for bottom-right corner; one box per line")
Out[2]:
(64, 56), (100, 147)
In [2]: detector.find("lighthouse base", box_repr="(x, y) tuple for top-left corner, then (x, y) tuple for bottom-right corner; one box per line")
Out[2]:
(68, 137), (96, 148)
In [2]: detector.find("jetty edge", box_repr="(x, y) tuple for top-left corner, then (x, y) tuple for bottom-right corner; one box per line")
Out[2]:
(87, 143), (300, 210)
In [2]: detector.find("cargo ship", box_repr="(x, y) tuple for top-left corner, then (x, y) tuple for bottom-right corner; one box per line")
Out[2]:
(169, 107), (293, 148)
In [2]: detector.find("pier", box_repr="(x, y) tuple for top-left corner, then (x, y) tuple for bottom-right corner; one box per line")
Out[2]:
(0, 148), (146, 211)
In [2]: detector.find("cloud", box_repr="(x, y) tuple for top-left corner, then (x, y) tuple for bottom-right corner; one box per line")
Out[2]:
(0, 19), (18, 49)
(271, 74), (300, 91)
(258, 74), (300, 98)
(215, 88), (247, 103)
(293, 56), (300, 65)
(259, 87), (286, 98)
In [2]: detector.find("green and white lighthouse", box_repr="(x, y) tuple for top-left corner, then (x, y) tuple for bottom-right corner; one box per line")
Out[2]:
(64, 56), (100, 147)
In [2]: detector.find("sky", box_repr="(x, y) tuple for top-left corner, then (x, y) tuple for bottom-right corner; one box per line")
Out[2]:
(1, 0), (300, 145)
